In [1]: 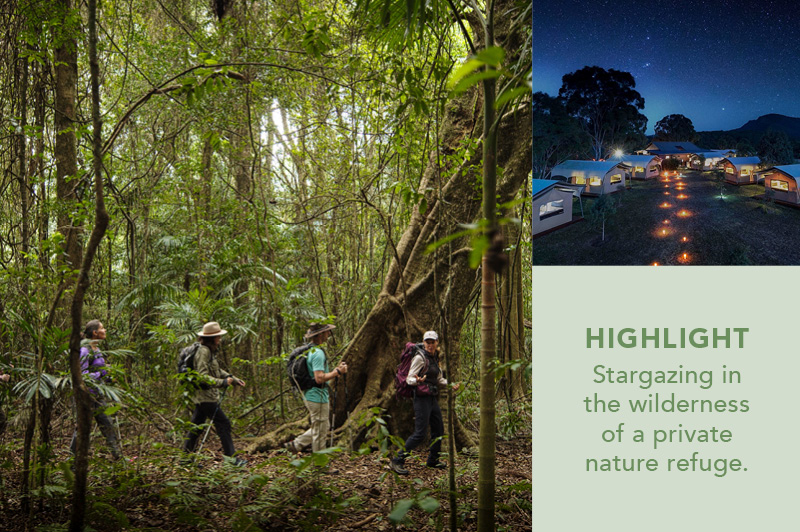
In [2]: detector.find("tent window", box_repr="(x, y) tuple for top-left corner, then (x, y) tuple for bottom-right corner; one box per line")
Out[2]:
(635, 166), (645, 173)
(741, 168), (750, 176)
(574, 176), (586, 185)
(771, 179), (789, 192)
(609, 174), (622, 184)
(725, 166), (734, 174)
(539, 200), (564, 220)
(590, 177), (602, 186)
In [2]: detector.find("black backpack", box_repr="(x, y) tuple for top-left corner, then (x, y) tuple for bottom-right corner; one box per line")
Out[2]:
(177, 342), (201, 374)
(177, 342), (211, 390)
(286, 343), (324, 391)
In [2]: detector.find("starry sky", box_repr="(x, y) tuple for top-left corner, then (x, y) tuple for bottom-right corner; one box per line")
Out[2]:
(533, 0), (800, 133)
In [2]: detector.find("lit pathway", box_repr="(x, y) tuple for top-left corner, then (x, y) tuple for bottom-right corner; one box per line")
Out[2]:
(652, 170), (693, 265)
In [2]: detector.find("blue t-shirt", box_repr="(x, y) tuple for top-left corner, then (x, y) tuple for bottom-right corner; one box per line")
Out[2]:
(303, 346), (329, 403)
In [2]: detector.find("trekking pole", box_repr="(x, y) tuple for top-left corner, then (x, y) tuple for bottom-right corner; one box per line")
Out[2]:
(329, 375), (336, 448)
(343, 372), (351, 451)
(197, 386), (228, 454)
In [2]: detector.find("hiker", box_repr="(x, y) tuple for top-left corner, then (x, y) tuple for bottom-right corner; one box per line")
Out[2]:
(285, 323), (347, 453)
(181, 322), (247, 465)
(69, 320), (122, 460)
(391, 330), (459, 475)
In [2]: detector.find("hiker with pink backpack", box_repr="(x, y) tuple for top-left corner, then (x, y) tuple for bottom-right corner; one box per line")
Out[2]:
(391, 330), (460, 475)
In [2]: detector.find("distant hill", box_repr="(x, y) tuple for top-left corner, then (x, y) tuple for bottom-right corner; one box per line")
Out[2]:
(734, 114), (800, 138)
(696, 114), (800, 152)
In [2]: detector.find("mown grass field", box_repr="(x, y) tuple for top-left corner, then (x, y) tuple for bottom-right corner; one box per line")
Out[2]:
(533, 170), (800, 265)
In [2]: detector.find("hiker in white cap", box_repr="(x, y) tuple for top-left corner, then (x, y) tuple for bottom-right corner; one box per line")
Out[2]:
(181, 322), (247, 465)
(285, 322), (347, 455)
(390, 330), (459, 475)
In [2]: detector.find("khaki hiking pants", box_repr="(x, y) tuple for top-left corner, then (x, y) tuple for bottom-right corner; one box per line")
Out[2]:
(294, 400), (330, 452)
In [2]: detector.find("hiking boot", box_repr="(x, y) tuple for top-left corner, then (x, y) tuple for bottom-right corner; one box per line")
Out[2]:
(390, 460), (408, 476)
(233, 457), (248, 467)
(284, 440), (298, 453)
(426, 461), (447, 470)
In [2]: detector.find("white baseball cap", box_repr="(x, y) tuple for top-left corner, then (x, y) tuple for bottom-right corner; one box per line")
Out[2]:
(423, 331), (439, 341)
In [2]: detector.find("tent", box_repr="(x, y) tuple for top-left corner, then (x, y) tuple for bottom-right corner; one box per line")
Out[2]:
(689, 151), (728, 171)
(720, 157), (761, 185)
(639, 141), (704, 165)
(761, 164), (800, 205)
(548, 160), (630, 196)
(531, 179), (576, 236)
(611, 154), (661, 179)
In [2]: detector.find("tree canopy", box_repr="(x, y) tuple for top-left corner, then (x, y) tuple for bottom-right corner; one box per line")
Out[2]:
(654, 114), (697, 142)
(558, 66), (647, 160)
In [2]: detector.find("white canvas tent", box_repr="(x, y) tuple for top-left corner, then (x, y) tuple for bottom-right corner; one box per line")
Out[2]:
(720, 157), (761, 185)
(531, 179), (576, 236)
(761, 164), (800, 205)
(611, 154), (661, 179)
(548, 160), (630, 195)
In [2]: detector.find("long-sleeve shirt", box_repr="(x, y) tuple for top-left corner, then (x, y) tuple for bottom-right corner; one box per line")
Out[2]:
(406, 353), (447, 387)
(192, 345), (233, 404)
(80, 345), (110, 383)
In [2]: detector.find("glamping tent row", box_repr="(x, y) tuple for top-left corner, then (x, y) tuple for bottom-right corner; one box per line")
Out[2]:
(531, 160), (632, 237)
(548, 160), (631, 195)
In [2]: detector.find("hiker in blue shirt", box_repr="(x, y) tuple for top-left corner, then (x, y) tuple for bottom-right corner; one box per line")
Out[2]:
(285, 323), (347, 453)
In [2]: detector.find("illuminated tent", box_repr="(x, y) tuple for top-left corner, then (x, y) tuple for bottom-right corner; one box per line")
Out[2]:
(531, 179), (576, 236)
(689, 151), (728, 170)
(610, 154), (661, 179)
(760, 164), (800, 205)
(720, 157), (761, 185)
(548, 160), (630, 196)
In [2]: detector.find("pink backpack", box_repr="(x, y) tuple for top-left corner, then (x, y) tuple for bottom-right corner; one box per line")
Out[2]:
(395, 342), (430, 399)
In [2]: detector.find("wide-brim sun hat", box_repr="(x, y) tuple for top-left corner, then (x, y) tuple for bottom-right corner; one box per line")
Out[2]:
(197, 322), (228, 337)
(304, 323), (336, 339)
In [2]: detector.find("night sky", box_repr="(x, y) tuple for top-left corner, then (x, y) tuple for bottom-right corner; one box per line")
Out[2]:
(533, 0), (800, 133)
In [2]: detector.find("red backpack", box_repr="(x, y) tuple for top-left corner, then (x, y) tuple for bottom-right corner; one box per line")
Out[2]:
(395, 342), (430, 399)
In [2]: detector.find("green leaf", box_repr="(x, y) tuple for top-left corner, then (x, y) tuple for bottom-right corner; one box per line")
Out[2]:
(476, 46), (505, 67)
(495, 86), (530, 109)
(448, 59), (483, 90)
(469, 234), (490, 268)
(388, 499), (414, 523)
(103, 405), (121, 416)
(451, 69), (502, 95)
(417, 496), (439, 513)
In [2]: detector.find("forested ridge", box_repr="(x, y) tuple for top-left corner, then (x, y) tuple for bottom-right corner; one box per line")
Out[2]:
(0, 0), (531, 530)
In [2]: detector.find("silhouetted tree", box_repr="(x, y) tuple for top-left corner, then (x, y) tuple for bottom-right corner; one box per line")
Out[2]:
(532, 92), (589, 178)
(558, 66), (647, 160)
(757, 130), (794, 167)
(654, 114), (696, 142)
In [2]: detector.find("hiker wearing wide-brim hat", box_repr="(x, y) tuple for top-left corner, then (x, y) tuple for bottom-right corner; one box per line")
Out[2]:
(182, 322), (247, 466)
(286, 322), (346, 455)
(304, 323), (336, 339)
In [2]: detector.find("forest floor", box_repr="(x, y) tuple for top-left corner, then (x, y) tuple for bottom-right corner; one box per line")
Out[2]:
(1, 426), (531, 531)
(532, 169), (800, 265)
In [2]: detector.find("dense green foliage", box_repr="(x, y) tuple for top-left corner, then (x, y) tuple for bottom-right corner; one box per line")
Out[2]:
(0, 0), (531, 528)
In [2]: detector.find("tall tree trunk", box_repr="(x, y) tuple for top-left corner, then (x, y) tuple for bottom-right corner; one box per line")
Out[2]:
(70, 1), (110, 529)
(478, 11), (498, 527)
(54, 0), (81, 287)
